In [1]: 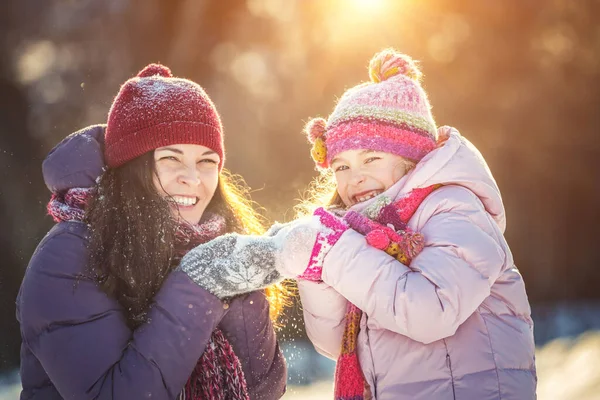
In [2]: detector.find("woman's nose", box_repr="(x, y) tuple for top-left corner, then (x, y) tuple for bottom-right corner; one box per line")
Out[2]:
(177, 165), (201, 186)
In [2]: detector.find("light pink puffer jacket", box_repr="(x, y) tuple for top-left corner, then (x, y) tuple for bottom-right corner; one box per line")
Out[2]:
(298, 128), (537, 399)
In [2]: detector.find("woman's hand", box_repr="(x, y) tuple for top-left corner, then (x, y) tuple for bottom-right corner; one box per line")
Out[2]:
(178, 234), (283, 299)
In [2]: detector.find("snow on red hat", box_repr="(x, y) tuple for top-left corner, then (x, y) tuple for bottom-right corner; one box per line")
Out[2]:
(105, 64), (225, 170)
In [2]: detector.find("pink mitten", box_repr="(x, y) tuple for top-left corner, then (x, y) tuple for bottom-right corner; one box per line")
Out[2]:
(296, 207), (348, 281)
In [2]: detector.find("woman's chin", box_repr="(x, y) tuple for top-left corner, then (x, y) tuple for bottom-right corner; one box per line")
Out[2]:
(169, 204), (203, 225)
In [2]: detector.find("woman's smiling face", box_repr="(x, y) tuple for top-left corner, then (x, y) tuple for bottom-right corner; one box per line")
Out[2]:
(153, 144), (220, 224)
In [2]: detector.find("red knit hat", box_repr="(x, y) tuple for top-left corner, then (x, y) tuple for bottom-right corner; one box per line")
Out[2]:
(105, 64), (225, 170)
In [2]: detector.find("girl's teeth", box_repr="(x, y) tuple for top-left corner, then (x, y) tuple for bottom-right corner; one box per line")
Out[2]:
(356, 192), (380, 203)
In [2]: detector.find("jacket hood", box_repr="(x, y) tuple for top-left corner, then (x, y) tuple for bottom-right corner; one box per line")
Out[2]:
(42, 124), (106, 193)
(404, 126), (506, 231)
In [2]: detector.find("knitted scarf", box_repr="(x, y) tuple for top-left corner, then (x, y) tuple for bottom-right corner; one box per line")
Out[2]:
(47, 188), (250, 400)
(333, 184), (441, 400)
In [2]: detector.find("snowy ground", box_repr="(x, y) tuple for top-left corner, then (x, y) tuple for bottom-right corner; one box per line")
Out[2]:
(2, 302), (600, 399)
(2, 332), (599, 400)
(282, 332), (600, 399)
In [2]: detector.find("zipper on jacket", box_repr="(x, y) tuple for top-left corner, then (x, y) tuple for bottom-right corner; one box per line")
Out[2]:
(362, 318), (377, 399)
(443, 340), (456, 399)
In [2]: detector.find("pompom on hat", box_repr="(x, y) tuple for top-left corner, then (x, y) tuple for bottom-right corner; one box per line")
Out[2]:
(305, 117), (328, 168)
(105, 63), (225, 170)
(305, 49), (437, 169)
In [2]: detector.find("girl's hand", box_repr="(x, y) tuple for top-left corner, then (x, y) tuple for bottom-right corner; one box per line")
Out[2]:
(293, 208), (349, 281)
(344, 210), (424, 265)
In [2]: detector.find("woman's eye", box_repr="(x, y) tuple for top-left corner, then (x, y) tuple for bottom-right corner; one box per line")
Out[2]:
(159, 156), (178, 162)
(334, 165), (348, 172)
(198, 159), (218, 164)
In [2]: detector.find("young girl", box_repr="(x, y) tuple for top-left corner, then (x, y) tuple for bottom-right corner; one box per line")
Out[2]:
(294, 49), (538, 399)
(17, 64), (287, 399)
(184, 49), (537, 399)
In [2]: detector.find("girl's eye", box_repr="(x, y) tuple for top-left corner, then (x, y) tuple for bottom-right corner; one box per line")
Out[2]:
(365, 156), (380, 164)
(334, 165), (349, 172)
(159, 156), (179, 162)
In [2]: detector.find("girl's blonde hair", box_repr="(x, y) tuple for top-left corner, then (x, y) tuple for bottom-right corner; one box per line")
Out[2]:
(295, 169), (343, 218)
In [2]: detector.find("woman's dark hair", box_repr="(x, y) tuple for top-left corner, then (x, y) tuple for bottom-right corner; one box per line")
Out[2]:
(86, 153), (175, 328)
(86, 152), (290, 329)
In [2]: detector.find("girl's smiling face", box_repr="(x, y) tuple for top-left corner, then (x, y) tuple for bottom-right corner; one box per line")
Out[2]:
(153, 144), (220, 225)
(331, 149), (414, 207)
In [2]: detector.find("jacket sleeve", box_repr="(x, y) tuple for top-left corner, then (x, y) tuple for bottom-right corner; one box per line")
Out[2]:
(18, 223), (228, 400)
(322, 186), (507, 344)
(218, 290), (287, 399)
(297, 280), (348, 360)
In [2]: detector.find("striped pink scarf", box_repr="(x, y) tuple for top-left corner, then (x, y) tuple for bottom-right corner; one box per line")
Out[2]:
(333, 185), (440, 400)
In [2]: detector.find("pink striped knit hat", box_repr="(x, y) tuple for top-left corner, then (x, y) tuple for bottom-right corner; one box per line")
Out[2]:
(305, 49), (437, 169)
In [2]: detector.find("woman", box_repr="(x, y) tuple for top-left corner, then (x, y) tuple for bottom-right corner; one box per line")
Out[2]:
(17, 64), (287, 399)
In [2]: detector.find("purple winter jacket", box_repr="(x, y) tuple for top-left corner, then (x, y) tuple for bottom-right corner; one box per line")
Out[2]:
(16, 125), (287, 400)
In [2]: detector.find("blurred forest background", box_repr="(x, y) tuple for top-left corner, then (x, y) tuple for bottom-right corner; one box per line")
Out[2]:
(1, 0), (600, 396)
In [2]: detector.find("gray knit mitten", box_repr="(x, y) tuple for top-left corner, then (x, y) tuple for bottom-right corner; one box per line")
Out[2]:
(178, 234), (283, 299)
(177, 216), (330, 299)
